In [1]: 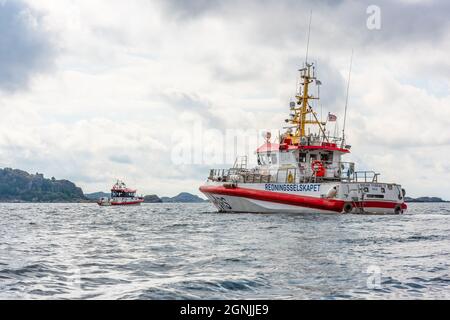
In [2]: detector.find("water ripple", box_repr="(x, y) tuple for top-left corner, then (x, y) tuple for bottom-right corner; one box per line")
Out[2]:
(0, 202), (449, 299)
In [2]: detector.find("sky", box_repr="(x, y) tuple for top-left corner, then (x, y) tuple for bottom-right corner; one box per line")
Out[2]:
(0, 0), (449, 199)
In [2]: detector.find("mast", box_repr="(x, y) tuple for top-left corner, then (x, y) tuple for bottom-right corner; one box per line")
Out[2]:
(305, 10), (312, 64)
(286, 63), (327, 144)
(299, 64), (314, 137)
(284, 12), (327, 144)
(341, 50), (354, 147)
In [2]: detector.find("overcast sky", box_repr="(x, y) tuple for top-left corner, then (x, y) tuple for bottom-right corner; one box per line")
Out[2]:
(0, 0), (449, 198)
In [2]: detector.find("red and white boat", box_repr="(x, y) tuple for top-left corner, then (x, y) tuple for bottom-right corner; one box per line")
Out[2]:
(200, 60), (407, 215)
(97, 180), (144, 206)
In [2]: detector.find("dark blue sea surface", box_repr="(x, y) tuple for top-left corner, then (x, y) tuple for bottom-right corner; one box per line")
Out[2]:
(0, 202), (449, 299)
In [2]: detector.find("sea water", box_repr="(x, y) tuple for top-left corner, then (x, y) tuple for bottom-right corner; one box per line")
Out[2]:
(0, 202), (449, 299)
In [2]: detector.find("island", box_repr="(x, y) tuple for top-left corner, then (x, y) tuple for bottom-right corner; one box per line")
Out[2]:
(84, 192), (110, 200)
(160, 192), (207, 203)
(404, 197), (448, 203)
(86, 192), (207, 203)
(143, 194), (163, 203)
(0, 167), (215, 203)
(0, 168), (86, 202)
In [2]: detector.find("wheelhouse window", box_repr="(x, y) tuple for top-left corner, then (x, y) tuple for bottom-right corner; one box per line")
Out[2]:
(257, 154), (263, 165)
(367, 194), (384, 199)
(257, 154), (267, 165)
(320, 152), (333, 164)
(299, 153), (306, 163)
(270, 153), (277, 165)
(258, 153), (278, 165)
(112, 191), (134, 197)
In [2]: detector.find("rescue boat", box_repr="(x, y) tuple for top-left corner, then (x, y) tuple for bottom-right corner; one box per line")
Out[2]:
(97, 180), (144, 206)
(199, 59), (407, 215)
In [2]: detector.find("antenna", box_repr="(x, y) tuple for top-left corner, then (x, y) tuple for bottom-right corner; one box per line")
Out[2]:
(305, 10), (312, 64)
(341, 49), (353, 147)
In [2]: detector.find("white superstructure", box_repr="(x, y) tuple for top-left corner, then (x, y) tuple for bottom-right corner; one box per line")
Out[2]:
(200, 60), (407, 215)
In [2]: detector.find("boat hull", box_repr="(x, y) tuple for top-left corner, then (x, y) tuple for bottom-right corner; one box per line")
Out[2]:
(97, 199), (144, 206)
(200, 182), (407, 215)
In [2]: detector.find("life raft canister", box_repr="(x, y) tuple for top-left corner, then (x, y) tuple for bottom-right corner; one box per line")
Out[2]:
(311, 160), (326, 177)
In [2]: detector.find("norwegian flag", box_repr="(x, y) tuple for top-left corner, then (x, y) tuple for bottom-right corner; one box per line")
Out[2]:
(328, 113), (337, 122)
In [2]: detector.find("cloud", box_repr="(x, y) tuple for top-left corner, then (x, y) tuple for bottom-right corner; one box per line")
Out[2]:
(158, 0), (450, 54)
(0, 0), (56, 92)
(109, 154), (133, 165)
(159, 0), (224, 20)
(0, 0), (449, 199)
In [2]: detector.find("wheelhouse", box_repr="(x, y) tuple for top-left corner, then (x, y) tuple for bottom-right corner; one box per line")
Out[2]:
(111, 180), (138, 198)
(255, 139), (353, 182)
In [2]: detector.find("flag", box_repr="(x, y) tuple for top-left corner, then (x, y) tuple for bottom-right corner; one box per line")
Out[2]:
(328, 113), (337, 121)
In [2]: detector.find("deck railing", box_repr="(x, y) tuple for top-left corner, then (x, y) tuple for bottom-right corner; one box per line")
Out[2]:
(354, 171), (380, 183)
(208, 162), (380, 184)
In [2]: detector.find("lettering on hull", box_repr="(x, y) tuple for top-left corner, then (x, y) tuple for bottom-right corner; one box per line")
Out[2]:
(265, 183), (321, 192)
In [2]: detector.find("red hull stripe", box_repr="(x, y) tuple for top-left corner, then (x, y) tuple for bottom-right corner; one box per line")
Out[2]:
(110, 201), (143, 205)
(200, 186), (407, 211)
(200, 185), (345, 212)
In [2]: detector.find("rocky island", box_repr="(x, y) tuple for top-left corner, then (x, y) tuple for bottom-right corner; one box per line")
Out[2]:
(0, 168), (86, 202)
(0, 168), (208, 203)
(160, 192), (207, 203)
(404, 196), (448, 203)
(85, 192), (207, 203)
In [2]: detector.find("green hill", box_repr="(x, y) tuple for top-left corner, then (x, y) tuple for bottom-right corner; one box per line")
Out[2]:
(404, 196), (447, 203)
(143, 194), (162, 203)
(85, 192), (110, 200)
(161, 192), (207, 203)
(0, 168), (86, 203)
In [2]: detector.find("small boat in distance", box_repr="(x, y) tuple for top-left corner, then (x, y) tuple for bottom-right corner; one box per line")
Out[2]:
(97, 180), (144, 206)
